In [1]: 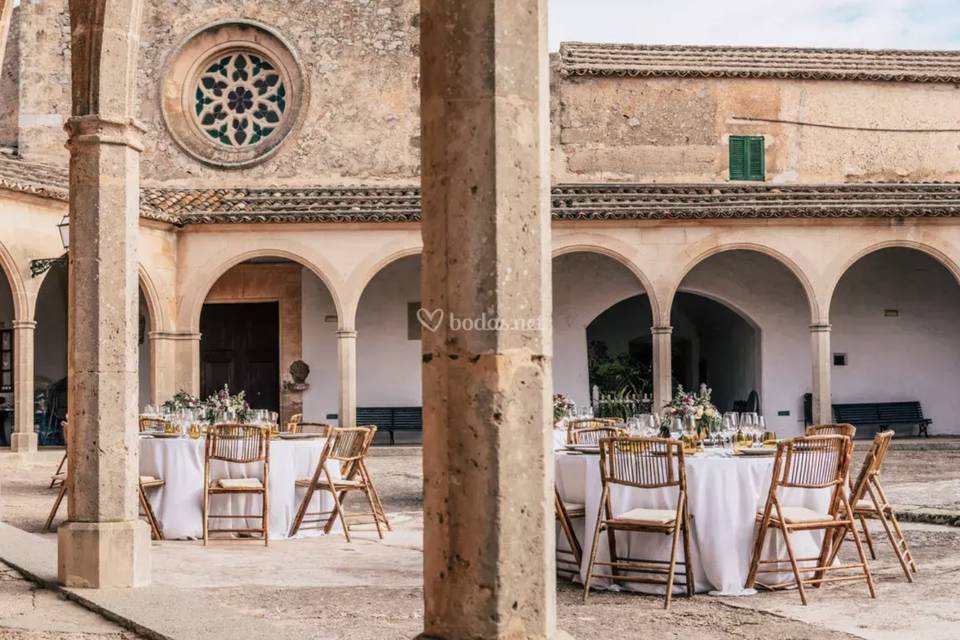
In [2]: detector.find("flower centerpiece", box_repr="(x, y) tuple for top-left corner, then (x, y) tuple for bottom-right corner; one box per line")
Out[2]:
(553, 393), (575, 425)
(161, 390), (201, 414)
(661, 384), (720, 436)
(203, 384), (251, 423)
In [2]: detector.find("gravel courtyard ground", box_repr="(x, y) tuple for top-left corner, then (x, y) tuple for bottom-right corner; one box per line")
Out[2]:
(1, 441), (958, 639)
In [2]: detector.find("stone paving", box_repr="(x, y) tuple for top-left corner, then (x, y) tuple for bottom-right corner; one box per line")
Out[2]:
(0, 443), (958, 639)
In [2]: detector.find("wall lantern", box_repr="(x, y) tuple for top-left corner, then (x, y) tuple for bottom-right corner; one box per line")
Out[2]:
(57, 215), (70, 251)
(29, 215), (70, 278)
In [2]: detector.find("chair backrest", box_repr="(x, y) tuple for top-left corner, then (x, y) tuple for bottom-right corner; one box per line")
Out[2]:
(773, 435), (849, 490)
(298, 422), (332, 436)
(323, 427), (370, 464)
(205, 424), (269, 463)
(285, 413), (303, 432)
(569, 426), (625, 445)
(599, 437), (685, 490)
(850, 430), (895, 502)
(806, 423), (856, 439)
(139, 416), (169, 433)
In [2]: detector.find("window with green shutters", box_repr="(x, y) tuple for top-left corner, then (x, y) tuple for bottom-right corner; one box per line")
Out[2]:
(729, 135), (765, 181)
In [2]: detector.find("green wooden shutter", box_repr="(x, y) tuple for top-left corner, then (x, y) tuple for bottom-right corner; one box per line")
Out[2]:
(729, 135), (765, 181)
(729, 136), (746, 180)
(746, 137), (765, 180)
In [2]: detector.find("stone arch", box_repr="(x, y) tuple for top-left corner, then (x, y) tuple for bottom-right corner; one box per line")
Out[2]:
(137, 264), (165, 333)
(182, 248), (345, 333)
(0, 237), (28, 322)
(669, 243), (820, 324)
(349, 244), (424, 323)
(551, 243), (662, 324)
(676, 285), (762, 334)
(825, 239), (960, 318)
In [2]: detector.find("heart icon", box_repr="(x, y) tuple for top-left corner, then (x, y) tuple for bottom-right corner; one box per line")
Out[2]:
(417, 307), (445, 333)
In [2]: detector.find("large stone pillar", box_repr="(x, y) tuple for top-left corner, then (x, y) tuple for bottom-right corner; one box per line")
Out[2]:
(811, 323), (832, 424)
(10, 320), (37, 452)
(336, 329), (357, 428)
(420, 0), (555, 638)
(652, 325), (673, 412)
(58, 116), (150, 588)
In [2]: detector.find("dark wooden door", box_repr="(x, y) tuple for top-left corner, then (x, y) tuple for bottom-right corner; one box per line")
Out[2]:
(200, 302), (280, 412)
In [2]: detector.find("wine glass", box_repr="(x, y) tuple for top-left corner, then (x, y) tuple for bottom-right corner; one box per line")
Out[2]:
(669, 417), (683, 440)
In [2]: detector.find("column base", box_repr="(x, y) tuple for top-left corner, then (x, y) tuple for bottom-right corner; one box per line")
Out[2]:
(58, 520), (151, 588)
(9, 432), (38, 453)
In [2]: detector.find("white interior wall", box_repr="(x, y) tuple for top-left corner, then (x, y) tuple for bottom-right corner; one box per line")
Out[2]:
(552, 253), (647, 408)
(301, 269), (339, 422)
(681, 251), (812, 435)
(831, 249), (960, 434)
(356, 256), (422, 408)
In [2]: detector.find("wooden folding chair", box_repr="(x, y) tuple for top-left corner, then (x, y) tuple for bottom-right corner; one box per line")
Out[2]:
(354, 425), (391, 532)
(298, 422), (332, 436)
(583, 437), (694, 609)
(829, 430), (916, 581)
(806, 423), (856, 440)
(203, 424), (270, 546)
(556, 487), (585, 580)
(288, 426), (384, 541)
(285, 413), (303, 433)
(568, 426), (626, 445)
(746, 435), (876, 605)
(44, 422), (69, 532)
(49, 420), (69, 489)
(139, 416), (170, 433)
(566, 418), (618, 443)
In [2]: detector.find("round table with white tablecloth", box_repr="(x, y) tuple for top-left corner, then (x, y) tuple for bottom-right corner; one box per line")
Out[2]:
(555, 449), (833, 596)
(140, 436), (339, 540)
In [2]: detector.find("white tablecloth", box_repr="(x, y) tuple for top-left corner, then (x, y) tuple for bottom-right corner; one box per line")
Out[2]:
(140, 437), (338, 540)
(556, 450), (832, 595)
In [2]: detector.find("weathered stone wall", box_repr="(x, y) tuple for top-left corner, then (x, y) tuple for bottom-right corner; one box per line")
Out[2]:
(15, 0), (70, 165)
(0, 6), (19, 150)
(137, 0), (420, 187)
(554, 74), (960, 184)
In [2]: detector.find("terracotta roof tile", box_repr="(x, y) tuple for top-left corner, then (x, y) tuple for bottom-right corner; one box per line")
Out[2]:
(560, 42), (960, 83)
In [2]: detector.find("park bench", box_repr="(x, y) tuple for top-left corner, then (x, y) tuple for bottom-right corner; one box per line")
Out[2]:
(357, 406), (423, 445)
(832, 401), (931, 438)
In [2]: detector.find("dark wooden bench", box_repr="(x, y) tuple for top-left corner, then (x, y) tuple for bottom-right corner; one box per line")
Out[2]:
(357, 406), (423, 445)
(832, 401), (931, 438)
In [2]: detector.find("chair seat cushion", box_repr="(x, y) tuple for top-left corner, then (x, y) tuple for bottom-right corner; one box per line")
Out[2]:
(763, 506), (832, 524)
(563, 502), (586, 517)
(612, 507), (676, 525)
(139, 475), (163, 487)
(218, 478), (262, 490)
(295, 478), (364, 489)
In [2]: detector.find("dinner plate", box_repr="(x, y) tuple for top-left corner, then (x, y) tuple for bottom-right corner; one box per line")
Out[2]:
(565, 444), (600, 454)
(734, 447), (776, 456)
(277, 432), (323, 440)
(142, 432), (181, 439)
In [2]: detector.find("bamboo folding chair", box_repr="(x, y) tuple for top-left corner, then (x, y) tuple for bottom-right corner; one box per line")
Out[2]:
(746, 435), (876, 605)
(45, 422), (69, 531)
(583, 437), (694, 609)
(285, 413), (303, 433)
(806, 423), (857, 440)
(139, 416), (169, 433)
(566, 418), (618, 443)
(298, 422), (332, 436)
(556, 487), (585, 580)
(829, 430), (917, 581)
(568, 426), (627, 445)
(47, 421), (165, 540)
(203, 424), (270, 546)
(49, 420), (69, 489)
(288, 426), (386, 541)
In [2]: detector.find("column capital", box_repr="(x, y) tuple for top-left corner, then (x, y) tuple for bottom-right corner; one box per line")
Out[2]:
(11, 320), (36, 330)
(809, 323), (832, 333)
(651, 325), (674, 335)
(336, 330), (358, 339)
(65, 115), (147, 152)
(148, 331), (201, 342)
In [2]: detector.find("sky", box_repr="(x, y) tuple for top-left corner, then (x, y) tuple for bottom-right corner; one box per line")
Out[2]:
(548, 0), (960, 52)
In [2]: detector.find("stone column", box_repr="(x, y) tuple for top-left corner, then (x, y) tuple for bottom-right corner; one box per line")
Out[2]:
(336, 329), (357, 428)
(10, 320), (37, 452)
(811, 323), (832, 424)
(420, 0), (556, 638)
(652, 325), (673, 412)
(58, 116), (150, 588)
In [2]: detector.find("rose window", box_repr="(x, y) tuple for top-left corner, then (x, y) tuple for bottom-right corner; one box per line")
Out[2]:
(194, 52), (288, 147)
(161, 22), (306, 168)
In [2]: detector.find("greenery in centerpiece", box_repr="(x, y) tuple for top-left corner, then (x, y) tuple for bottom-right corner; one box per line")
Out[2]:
(662, 384), (720, 433)
(553, 393), (575, 423)
(161, 385), (250, 422)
